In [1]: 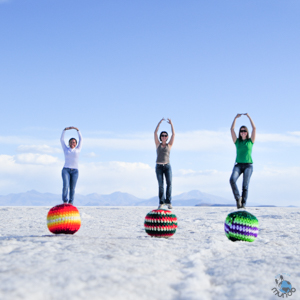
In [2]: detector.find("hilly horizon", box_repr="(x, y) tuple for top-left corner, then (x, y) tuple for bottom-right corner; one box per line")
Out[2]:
(0, 189), (278, 207)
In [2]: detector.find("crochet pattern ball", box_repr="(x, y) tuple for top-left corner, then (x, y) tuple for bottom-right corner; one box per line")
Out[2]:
(47, 204), (81, 234)
(144, 209), (177, 238)
(224, 210), (259, 242)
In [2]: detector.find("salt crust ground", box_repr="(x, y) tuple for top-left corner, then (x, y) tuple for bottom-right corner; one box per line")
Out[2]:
(0, 207), (299, 300)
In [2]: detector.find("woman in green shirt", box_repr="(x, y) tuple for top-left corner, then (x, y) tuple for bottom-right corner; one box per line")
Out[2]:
(230, 113), (256, 209)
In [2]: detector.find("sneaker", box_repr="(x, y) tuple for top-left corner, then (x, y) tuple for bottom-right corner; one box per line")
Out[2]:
(236, 197), (242, 209)
(241, 203), (246, 209)
(158, 204), (165, 209)
(167, 204), (173, 209)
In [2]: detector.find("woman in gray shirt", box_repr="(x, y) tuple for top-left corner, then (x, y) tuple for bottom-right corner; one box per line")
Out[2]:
(154, 118), (175, 209)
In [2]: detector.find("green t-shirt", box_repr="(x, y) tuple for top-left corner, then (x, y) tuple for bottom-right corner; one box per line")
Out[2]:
(235, 138), (253, 163)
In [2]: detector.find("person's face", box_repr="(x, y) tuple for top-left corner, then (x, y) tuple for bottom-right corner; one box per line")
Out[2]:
(161, 134), (168, 142)
(69, 139), (77, 149)
(240, 128), (247, 140)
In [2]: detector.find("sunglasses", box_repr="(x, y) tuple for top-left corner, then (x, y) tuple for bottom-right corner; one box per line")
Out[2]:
(161, 135), (168, 137)
(240, 130), (247, 133)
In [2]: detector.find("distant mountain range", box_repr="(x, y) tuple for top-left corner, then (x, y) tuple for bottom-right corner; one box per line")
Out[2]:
(0, 190), (277, 207)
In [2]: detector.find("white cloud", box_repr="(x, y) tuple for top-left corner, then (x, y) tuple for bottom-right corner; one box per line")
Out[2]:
(257, 132), (300, 144)
(17, 145), (61, 154)
(0, 155), (61, 193)
(0, 136), (47, 145)
(289, 131), (300, 137)
(84, 152), (97, 158)
(77, 161), (155, 197)
(173, 165), (300, 206)
(15, 153), (59, 165)
(173, 168), (232, 198)
(83, 136), (152, 150)
(0, 156), (156, 198)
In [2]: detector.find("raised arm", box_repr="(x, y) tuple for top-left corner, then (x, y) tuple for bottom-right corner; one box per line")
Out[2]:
(61, 126), (82, 149)
(154, 118), (164, 148)
(167, 118), (175, 148)
(60, 128), (67, 150)
(231, 114), (242, 143)
(76, 128), (82, 150)
(245, 113), (256, 143)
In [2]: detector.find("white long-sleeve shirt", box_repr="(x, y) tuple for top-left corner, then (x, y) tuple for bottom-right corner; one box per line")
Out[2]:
(60, 130), (82, 169)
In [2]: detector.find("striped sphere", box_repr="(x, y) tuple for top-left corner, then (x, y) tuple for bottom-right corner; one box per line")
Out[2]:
(144, 209), (177, 238)
(224, 210), (259, 242)
(47, 204), (81, 234)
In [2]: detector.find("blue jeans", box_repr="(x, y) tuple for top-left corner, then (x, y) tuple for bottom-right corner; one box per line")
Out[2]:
(155, 164), (172, 204)
(62, 168), (79, 204)
(229, 163), (253, 204)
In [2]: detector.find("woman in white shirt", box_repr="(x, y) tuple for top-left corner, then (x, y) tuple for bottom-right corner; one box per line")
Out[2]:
(60, 126), (82, 205)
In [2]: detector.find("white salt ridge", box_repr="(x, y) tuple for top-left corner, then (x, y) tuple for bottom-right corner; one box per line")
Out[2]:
(0, 207), (299, 300)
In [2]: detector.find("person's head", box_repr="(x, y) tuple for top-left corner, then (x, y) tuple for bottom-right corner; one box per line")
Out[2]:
(69, 138), (77, 149)
(239, 126), (249, 140)
(159, 131), (168, 142)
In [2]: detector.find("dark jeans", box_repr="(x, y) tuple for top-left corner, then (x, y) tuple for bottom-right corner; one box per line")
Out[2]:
(155, 163), (172, 204)
(229, 163), (253, 204)
(62, 168), (79, 204)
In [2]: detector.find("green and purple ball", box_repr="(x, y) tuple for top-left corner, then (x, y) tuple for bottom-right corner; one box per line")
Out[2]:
(224, 211), (259, 242)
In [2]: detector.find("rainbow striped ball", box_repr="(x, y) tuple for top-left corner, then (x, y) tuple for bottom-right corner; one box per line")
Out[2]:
(47, 204), (81, 234)
(224, 210), (259, 242)
(144, 209), (177, 238)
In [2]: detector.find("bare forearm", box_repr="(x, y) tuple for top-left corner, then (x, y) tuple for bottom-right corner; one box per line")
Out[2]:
(154, 119), (163, 133)
(231, 117), (237, 130)
(170, 123), (175, 135)
(231, 114), (242, 130)
(247, 115), (256, 129)
(167, 119), (175, 146)
(154, 124), (160, 133)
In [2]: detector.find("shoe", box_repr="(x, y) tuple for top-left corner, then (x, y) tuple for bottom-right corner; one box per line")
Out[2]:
(167, 204), (173, 209)
(236, 197), (242, 209)
(241, 203), (246, 209)
(158, 204), (165, 209)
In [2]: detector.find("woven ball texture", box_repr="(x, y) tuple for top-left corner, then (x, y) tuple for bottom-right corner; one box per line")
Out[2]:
(47, 204), (81, 234)
(144, 209), (177, 238)
(224, 210), (259, 242)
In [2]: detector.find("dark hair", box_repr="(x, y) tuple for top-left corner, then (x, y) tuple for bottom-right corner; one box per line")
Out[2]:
(159, 131), (168, 141)
(239, 126), (249, 140)
(69, 138), (77, 145)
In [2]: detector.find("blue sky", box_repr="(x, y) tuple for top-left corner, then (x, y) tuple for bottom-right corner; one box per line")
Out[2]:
(0, 0), (300, 205)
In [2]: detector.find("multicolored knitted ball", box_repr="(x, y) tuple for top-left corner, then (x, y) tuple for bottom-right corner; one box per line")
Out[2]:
(144, 209), (177, 238)
(47, 204), (81, 234)
(224, 210), (259, 242)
